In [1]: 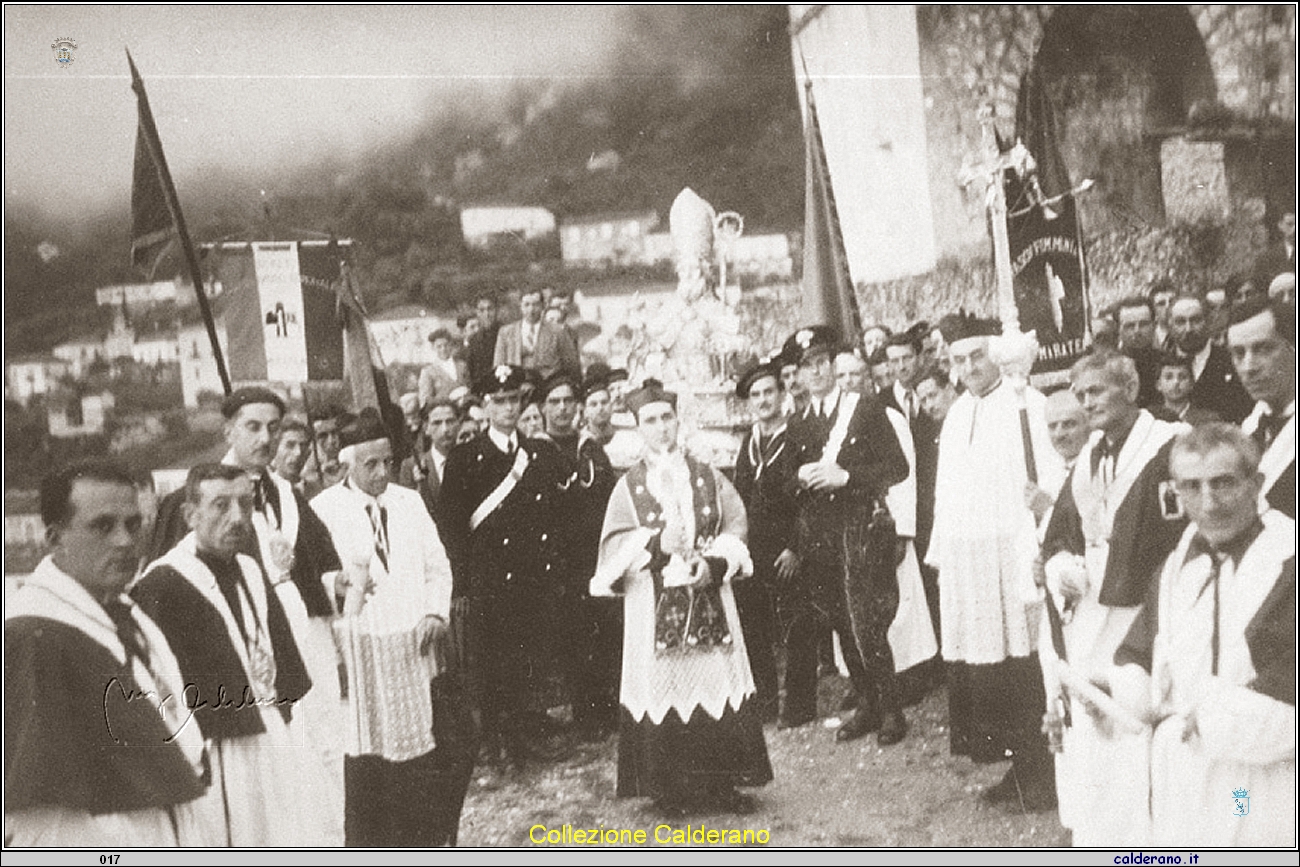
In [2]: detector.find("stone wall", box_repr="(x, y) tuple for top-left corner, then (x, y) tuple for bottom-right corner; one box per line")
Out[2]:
(865, 4), (1296, 324)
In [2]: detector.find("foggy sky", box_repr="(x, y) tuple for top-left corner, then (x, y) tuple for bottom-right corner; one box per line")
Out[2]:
(3, 5), (630, 221)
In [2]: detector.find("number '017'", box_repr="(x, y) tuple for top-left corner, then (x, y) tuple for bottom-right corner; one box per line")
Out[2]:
(100, 857), (120, 865)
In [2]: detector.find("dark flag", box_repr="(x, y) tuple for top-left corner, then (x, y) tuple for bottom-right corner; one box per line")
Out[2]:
(800, 80), (862, 340)
(127, 50), (230, 393)
(1008, 67), (1091, 374)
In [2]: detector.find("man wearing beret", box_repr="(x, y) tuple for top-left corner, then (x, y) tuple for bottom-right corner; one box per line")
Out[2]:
(440, 365), (573, 767)
(782, 327), (911, 744)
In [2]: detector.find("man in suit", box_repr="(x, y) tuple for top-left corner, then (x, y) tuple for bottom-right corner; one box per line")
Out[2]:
(440, 364), (573, 767)
(1166, 295), (1254, 423)
(418, 328), (470, 408)
(1115, 296), (1163, 408)
(732, 359), (796, 722)
(465, 295), (501, 388)
(783, 327), (910, 744)
(493, 288), (580, 381)
(1228, 296), (1295, 519)
(398, 397), (460, 535)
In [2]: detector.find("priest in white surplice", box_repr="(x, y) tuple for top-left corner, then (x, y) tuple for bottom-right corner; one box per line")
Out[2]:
(1112, 424), (1295, 847)
(592, 383), (772, 813)
(311, 412), (467, 847)
(134, 464), (333, 846)
(927, 315), (1064, 810)
(1040, 350), (1181, 844)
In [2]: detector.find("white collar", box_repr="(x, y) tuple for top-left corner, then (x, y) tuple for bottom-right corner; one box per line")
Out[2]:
(428, 445), (449, 473)
(809, 387), (841, 416)
(487, 426), (517, 454)
(24, 556), (124, 630)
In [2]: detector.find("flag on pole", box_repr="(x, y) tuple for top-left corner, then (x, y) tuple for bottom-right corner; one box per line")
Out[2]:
(214, 240), (347, 384)
(800, 79), (862, 342)
(1008, 68), (1091, 374)
(127, 49), (231, 393)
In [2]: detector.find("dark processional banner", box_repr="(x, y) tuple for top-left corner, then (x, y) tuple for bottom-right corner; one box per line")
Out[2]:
(1011, 68), (1091, 379)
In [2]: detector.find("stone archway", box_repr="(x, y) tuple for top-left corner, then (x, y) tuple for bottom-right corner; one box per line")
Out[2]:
(1024, 6), (1217, 233)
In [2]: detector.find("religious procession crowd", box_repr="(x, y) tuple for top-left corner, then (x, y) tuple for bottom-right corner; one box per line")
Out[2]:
(4, 261), (1295, 848)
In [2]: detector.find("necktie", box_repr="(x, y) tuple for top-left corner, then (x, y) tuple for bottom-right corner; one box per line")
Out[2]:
(102, 597), (149, 667)
(1198, 550), (1225, 676)
(1092, 438), (1114, 484)
(367, 502), (389, 570)
(1254, 411), (1285, 451)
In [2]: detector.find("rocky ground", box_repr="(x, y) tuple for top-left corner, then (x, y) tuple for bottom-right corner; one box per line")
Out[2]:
(457, 676), (1069, 849)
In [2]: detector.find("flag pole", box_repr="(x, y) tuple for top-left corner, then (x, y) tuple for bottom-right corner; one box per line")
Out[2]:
(127, 49), (231, 395)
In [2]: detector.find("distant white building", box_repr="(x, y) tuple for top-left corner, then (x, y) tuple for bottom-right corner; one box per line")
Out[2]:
(47, 390), (114, 438)
(559, 211), (661, 267)
(460, 206), (557, 248)
(178, 321), (229, 408)
(51, 336), (104, 379)
(132, 334), (180, 366)
(95, 280), (177, 309)
(5, 355), (70, 405)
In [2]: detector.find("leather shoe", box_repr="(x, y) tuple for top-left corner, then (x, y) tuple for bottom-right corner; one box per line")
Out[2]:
(776, 709), (816, 730)
(834, 709), (880, 742)
(876, 710), (908, 746)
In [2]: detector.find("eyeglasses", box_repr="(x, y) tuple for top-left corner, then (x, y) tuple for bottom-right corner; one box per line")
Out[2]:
(1172, 474), (1249, 498)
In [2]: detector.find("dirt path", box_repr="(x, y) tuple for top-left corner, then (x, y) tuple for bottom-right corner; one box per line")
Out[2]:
(458, 680), (1069, 848)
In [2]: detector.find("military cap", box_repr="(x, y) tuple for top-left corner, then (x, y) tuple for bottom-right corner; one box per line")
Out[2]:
(475, 364), (527, 397)
(782, 325), (840, 366)
(221, 386), (286, 419)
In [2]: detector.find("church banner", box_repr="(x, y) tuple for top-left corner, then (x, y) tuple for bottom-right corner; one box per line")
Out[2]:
(1011, 67), (1091, 375)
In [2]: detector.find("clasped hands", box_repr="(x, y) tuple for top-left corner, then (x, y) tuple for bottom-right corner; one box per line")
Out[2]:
(797, 461), (850, 492)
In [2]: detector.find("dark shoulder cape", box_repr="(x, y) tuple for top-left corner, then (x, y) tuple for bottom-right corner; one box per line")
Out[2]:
(1098, 439), (1187, 607)
(1116, 554), (1296, 707)
(5, 617), (207, 814)
(131, 562), (310, 741)
(147, 486), (336, 618)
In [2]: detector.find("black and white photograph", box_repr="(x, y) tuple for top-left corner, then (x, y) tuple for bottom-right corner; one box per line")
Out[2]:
(3, 4), (1296, 859)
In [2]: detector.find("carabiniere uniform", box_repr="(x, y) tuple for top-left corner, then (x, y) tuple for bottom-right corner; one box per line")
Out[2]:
(440, 425), (572, 755)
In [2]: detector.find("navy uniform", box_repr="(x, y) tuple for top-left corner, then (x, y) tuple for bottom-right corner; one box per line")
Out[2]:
(440, 365), (573, 762)
(783, 327), (910, 742)
(543, 373), (622, 737)
(731, 359), (795, 721)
